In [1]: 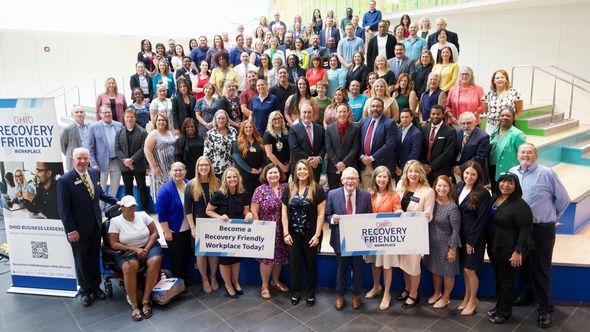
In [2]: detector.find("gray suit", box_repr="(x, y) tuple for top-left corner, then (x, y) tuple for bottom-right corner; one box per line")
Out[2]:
(60, 122), (86, 171)
(88, 120), (124, 200)
(387, 56), (415, 82)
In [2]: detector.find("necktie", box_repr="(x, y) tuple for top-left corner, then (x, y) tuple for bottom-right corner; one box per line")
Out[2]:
(456, 133), (469, 161)
(306, 124), (313, 145)
(395, 60), (401, 77)
(82, 173), (94, 199)
(326, 28), (330, 45)
(346, 193), (353, 215)
(364, 119), (375, 156)
(427, 125), (436, 162)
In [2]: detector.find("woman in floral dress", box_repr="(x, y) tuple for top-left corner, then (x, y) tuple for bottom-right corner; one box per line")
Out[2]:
(203, 110), (237, 178)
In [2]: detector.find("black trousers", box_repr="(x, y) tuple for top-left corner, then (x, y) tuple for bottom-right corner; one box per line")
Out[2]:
(70, 228), (101, 295)
(121, 170), (149, 211)
(335, 254), (363, 296)
(520, 222), (556, 314)
(290, 232), (318, 299)
(327, 172), (342, 191)
(490, 246), (521, 319)
(167, 230), (193, 280)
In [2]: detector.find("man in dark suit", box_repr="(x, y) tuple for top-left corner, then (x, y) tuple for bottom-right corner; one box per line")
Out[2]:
(452, 112), (489, 182)
(306, 35), (329, 69)
(359, 98), (397, 188)
(319, 17), (340, 47)
(115, 109), (149, 211)
(387, 43), (415, 83)
(60, 106), (89, 171)
(325, 167), (372, 310)
(57, 147), (118, 307)
(366, 20), (396, 71)
(325, 104), (360, 189)
(396, 108), (422, 178)
(421, 105), (456, 184)
(427, 17), (460, 52)
(289, 104), (325, 182)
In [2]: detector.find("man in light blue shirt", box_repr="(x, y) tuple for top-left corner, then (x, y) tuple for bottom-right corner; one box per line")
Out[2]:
(509, 142), (570, 328)
(337, 24), (365, 70)
(403, 22), (427, 61)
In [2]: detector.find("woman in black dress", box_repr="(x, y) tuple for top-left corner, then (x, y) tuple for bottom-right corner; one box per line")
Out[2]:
(345, 51), (369, 92)
(263, 111), (290, 176)
(206, 167), (252, 298)
(171, 78), (196, 136)
(232, 120), (266, 197)
(456, 160), (492, 316)
(175, 118), (203, 180)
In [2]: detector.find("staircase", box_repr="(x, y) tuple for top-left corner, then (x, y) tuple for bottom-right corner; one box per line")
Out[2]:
(516, 105), (580, 136)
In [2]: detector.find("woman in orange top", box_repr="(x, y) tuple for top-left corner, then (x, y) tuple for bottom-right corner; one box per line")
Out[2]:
(306, 55), (327, 96)
(367, 166), (401, 311)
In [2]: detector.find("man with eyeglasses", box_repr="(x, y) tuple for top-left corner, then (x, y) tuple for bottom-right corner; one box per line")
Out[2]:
(22, 162), (63, 219)
(325, 167), (372, 310)
(452, 112), (489, 183)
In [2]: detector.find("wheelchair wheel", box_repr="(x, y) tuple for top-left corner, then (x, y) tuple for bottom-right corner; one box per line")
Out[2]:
(104, 282), (113, 297)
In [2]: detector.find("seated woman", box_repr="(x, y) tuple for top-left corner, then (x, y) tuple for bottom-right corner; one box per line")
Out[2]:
(108, 195), (162, 321)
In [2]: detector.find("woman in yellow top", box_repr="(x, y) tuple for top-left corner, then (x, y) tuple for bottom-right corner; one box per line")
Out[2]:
(209, 51), (240, 94)
(431, 46), (459, 93)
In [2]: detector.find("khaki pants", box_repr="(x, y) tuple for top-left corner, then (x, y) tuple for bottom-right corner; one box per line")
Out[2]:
(361, 165), (374, 190)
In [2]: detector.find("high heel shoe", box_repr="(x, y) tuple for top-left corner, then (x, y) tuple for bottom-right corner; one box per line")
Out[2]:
(225, 286), (238, 299)
(461, 301), (478, 316)
(379, 295), (391, 311)
(402, 295), (419, 309)
(457, 301), (468, 311)
(396, 290), (410, 301)
(433, 299), (451, 309)
(235, 288), (244, 296)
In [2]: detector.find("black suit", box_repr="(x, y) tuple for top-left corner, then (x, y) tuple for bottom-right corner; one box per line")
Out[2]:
(427, 29), (460, 52)
(453, 126), (489, 171)
(129, 73), (154, 100)
(115, 125), (149, 211)
(325, 122), (360, 189)
(171, 94), (196, 132)
(319, 27), (340, 47)
(421, 122), (456, 184)
(288, 121), (325, 182)
(366, 34), (396, 71)
(396, 124), (423, 171)
(57, 168), (117, 296)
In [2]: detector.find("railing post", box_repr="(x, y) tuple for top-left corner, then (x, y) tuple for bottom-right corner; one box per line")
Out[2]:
(551, 78), (557, 125)
(530, 67), (535, 105)
(569, 77), (575, 120)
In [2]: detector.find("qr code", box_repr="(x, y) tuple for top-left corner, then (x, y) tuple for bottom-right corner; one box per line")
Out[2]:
(31, 241), (48, 259)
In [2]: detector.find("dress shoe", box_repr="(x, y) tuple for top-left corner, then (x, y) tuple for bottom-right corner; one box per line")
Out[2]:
(428, 294), (442, 305)
(396, 290), (409, 301)
(538, 313), (552, 328)
(335, 295), (345, 310)
(202, 281), (213, 294)
(352, 295), (362, 310)
(260, 288), (271, 300)
(514, 295), (534, 306)
(379, 295), (391, 311)
(365, 287), (382, 299)
(487, 307), (498, 318)
(306, 297), (315, 306)
(402, 295), (419, 309)
(94, 288), (107, 300)
(225, 286), (238, 298)
(210, 278), (219, 291)
(489, 314), (508, 324)
(235, 288), (244, 296)
(291, 296), (301, 305)
(80, 293), (93, 307)
(433, 299), (451, 309)
(271, 282), (289, 292)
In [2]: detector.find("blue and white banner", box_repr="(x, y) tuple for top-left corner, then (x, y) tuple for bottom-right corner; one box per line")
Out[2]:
(194, 218), (276, 259)
(0, 98), (77, 296)
(338, 212), (429, 256)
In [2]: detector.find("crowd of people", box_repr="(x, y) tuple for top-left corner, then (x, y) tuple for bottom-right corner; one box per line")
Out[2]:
(51, 1), (572, 327)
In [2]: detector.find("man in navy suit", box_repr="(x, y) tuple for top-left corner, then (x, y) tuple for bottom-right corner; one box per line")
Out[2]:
(325, 167), (373, 310)
(396, 108), (422, 178)
(452, 112), (489, 182)
(359, 98), (397, 188)
(57, 147), (118, 307)
(421, 105), (456, 184)
(306, 35), (329, 69)
(288, 104), (325, 182)
(319, 17), (340, 47)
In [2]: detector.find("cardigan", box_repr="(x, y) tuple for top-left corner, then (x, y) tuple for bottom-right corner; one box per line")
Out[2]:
(156, 178), (189, 233)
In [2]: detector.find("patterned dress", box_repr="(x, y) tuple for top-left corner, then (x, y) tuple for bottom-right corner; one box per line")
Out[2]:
(203, 126), (237, 176)
(423, 201), (461, 276)
(195, 97), (221, 141)
(482, 88), (522, 134)
(149, 130), (176, 203)
(253, 183), (289, 266)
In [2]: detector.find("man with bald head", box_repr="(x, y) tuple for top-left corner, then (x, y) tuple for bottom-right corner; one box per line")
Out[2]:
(427, 17), (460, 51)
(60, 106), (89, 170)
(452, 111), (489, 182)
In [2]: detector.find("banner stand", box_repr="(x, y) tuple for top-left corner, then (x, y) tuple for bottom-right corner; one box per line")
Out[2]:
(7, 286), (78, 297)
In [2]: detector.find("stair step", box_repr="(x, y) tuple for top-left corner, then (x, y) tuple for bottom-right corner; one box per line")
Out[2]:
(569, 139), (590, 155)
(531, 119), (580, 136)
(519, 104), (554, 118)
(525, 112), (564, 127)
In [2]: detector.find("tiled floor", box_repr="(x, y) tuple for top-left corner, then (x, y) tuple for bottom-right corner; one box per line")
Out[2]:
(0, 216), (589, 331)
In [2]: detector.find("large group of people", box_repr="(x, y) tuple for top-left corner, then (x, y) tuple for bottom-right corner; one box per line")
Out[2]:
(52, 1), (571, 328)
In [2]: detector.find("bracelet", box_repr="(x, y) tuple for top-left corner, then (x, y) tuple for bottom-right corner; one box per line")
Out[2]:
(283, 234), (290, 238)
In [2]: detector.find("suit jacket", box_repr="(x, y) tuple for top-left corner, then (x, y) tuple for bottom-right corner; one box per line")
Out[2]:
(325, 187), (373, 254)
(305, 46), (329, 68)
(396, 124), (423, 169)
(366, 34), (396, 71)
(489, 195), (533, 252)
(456, 182), (491, 247)
(60, 122), (85, 170)
(387, 56), (415, 82)
(319, 27), (340, 47)
(427, 29), (460, 52)
(325, 122), (360, 174)
(421, 122), (456, 181)
(288, 121), (326, 180)
(129, 73), (154, 97)
(453, 126), (489, 169)
(115, 125), (148, 172)
(359, 116), (398, 172)
(398, 185), (435, 220)
(88, 120), (124, 171)
(57, 168), (117, 235)
(171, 94), (196, 131)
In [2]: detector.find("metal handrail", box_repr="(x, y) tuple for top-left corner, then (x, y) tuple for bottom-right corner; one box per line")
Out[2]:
(512, 65), (590, 121)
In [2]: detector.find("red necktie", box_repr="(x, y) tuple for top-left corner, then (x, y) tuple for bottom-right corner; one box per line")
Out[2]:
(306, 124), (313, 146)
(346, 193), (353, 215)
(427, 125), (436, 162)
(363, 119), (375, 156)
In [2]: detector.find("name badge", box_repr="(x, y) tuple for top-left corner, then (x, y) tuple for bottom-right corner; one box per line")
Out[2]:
(74, 180), (82, 185)
(249, 146), (256, 153)
(410, 196), (420, 203)
(276, 141), (283, 151)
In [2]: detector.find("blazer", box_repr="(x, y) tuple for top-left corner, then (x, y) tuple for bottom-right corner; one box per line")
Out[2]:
(287, 67), (306, 84)
(156, 178), (189, 233)
(60, 122), (85, 171)
(325, 122), (360, 174)
(366, 34), (396, 71)
(306, 46), (329, 68)
(359, 116), (398, 172)
(456, 182), (491, 247)
(325, 187), (373, 254)
(175, 67), (198, 87)
(171, 94), (197, 131)
(115, 125), (148, 173)
(95, 93), (127, 122)
(489, 125), (526, 180)
(421, 122), (456, 181)
(398, 185), (435, 220)
(453, 126), (489, 169)
(129, 73), (154, 98)
(88, 120), (124, 172)
(288, 121), (326, 178)
(396, 124), (423, 169)
(427, 29), (460, 52)
(57, 168), (117, 235)
(387, 56), (416, 82)
(319, 27), (340, 47)
(489, 195), (533, 253)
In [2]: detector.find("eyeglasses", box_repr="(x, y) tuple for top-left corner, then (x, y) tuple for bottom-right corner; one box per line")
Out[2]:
(459, 121), (474, 125)
(35, 168), (47, 173)
(341, 177), (359, 181)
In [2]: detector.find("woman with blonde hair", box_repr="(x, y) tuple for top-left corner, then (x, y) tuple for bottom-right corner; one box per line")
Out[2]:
(482, 69), (523, 134)
(362, 78), (400, 120)
(373, 55), (396, 88)
(96, 77), (127, 122)
(232, 120), (265, 196)
(144, 112), (175, 203)
(185, 156), (220, 294)
(418, 17), (431, 39)
(263, 111), (290, 175)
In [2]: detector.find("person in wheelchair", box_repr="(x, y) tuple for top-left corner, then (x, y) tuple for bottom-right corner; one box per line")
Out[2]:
(108, 195), (162, 321)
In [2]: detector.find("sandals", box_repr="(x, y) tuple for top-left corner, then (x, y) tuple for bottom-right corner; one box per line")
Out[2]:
(142, 302), (153, 319)
(271, 282), (289, 292)
(396, 290), (410, 301)
(261, 288), (271, 300)
(402, 295), (420, 309)
(131, 306), (143, 321)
